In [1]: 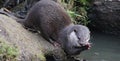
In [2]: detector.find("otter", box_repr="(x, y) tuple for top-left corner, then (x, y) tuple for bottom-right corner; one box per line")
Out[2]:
(23, 0), (91, 55)
(0, 0), (91, 55)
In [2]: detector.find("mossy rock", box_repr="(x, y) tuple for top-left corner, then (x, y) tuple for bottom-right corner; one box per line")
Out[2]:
(0, 38), (19, 61)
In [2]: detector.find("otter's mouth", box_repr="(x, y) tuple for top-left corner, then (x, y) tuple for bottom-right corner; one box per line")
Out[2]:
(66, 43), (91, 55)
(74, 43), (91, 51)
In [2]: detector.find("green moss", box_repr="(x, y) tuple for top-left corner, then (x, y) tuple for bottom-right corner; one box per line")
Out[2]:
(31, 52), (46, 61)
(0, 38), (19, 61)
(36, 53), (46, 61)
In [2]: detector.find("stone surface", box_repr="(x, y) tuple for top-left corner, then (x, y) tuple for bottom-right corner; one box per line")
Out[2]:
(88, 0), (120, 36)
(0, 14), (66, 61)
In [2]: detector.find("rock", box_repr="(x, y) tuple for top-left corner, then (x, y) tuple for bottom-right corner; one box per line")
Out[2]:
(0, 14), (66, 61)
(88, 0), (120, 36)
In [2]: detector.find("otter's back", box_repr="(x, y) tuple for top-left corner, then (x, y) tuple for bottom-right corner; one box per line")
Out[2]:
(24, 0), (72, 40)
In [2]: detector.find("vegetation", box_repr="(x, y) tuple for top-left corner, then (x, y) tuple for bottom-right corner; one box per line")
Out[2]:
(0, 38), (19, 61)
(61, 0), (91, 25)
(0, 0), (91, 26)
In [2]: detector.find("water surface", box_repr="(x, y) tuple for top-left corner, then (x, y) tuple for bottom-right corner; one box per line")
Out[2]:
(79, 32), (120, 61)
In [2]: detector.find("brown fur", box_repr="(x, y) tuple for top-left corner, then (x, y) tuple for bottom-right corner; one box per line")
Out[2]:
(23, 0), (91, 55)
(23, 0), (72, 41)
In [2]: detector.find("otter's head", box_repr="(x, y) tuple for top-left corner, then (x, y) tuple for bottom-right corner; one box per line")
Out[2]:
(59, 25), (91, 55)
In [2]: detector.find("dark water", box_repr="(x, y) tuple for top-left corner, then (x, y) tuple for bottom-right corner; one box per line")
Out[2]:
(79, 32), (120, 61)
